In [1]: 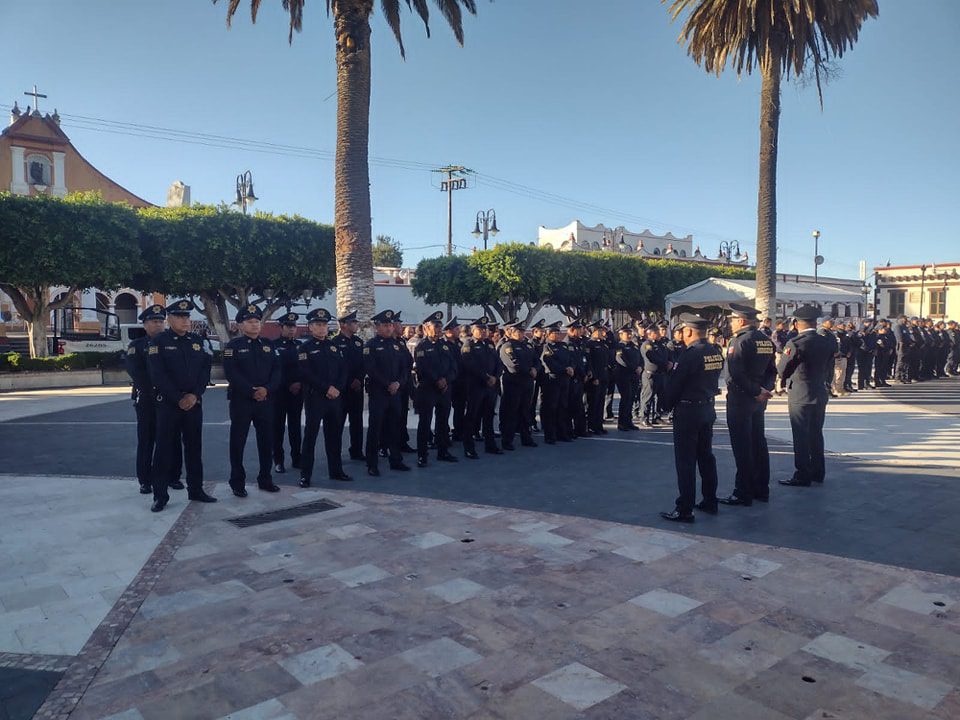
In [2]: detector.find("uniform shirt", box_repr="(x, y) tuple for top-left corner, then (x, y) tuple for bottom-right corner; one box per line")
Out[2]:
(500, 337), (534, 379)
(773, 329), (790, 352)
(415, 336), (458, 387)
(586, 338), (612, 383)
(892, 322), (912, 348)
(777, 329), (836, 405)
(640, 339), (668, 374)
(566, 336), (589, 380)
(540, 340), (570, 380)
(461, 337), (500, 387)
(272, 336), (302, 388)
(299, 336), (347, 395)
(223, 334), (281, 400)
(666, 339), (686, 364)
(660, 339), (724, 411)
(614, 340), (641, 374)
(363, 335), (406, 393)
(147, 329), (212, 405)
(125, 334), (154, 397)
(725, 326), (777, 399)
(857, 329), (877, 355)
(332, 332), (365, 388)
(395, 337), (414, 389)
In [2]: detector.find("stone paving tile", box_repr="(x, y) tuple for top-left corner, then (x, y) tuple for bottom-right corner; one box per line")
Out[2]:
(878, 582), (957, 615)
(531, 661), (627, 711)
(855, 662), (954, 710)
(399, 637), (483, 678)
(628, 588), (703, 617)
(427, 578), (488, 604)
(405, 531), (456, 549)
(277, 643), (362, 685)
(720, 552), (784, 578)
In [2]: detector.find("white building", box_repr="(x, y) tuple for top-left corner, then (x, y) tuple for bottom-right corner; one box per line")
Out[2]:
(874, 263), (960, 319)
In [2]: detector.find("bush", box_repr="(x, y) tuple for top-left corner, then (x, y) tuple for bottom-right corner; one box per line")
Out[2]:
(0, 351), (121, 372)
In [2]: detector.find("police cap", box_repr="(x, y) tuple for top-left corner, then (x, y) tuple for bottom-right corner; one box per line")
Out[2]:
(566, 319), (583, 330)
(470, 316), (489, 327)
(728, 302), (760, 320)
(504, 319), (524, 330)
(306, 308), (332, 323)
(545, 321), (563, 332)
(235, 304), (263, 323)
(338, 310), (358, 323)
(617, 323), (633, 333)
(139, 304), (166, 322)
(443, 316), (460, 331)
(278, 311), (299, 326)
(792, 305), (822, 322)
(678, 312), (710, 330)
(530, 319), (545, 330)
(422, 310), (444, 325)
(392, 311), (404, 323)
(371, 309), (395, 324)
(166, 299), (195, 317)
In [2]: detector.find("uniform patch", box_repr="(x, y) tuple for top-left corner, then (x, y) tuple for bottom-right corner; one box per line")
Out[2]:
(148, 346), (158, 355)
(363, 347), (370, 355)
(263, 345), (271, 352)
(441, 345), (448, 351)
(224, 348), (234, 357)
(127, 347), (136, 355)
(298, 352), (307, 361)
(330, 346), (338, 353)
(192, 343), (201, 351)
(416, 351), (424, 358)
(785, 347), (792, 356)
(462, 346), (471, 353)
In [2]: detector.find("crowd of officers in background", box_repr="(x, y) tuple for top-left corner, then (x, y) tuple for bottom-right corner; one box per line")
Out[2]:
(125, 298), (960, 514)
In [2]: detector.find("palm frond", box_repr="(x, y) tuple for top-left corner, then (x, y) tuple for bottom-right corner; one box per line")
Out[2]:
(382, 0), (407, 57)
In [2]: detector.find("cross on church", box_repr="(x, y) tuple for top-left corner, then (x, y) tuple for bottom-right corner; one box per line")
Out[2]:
(24, 84), (47, 113)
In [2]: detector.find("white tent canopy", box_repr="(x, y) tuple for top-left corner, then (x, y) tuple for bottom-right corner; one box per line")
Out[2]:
(664, 277), (866, 318)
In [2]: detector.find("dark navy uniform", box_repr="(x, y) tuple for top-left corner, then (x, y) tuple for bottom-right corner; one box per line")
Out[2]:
(125, 304), (181, 494)
(461, 318), (502, 455)
(874, 327), (893, 386)
(271, 314), (303, 471)
(223, 305), (281, 495)
(498, 321), (537, 449)
(539, 323), (572, 444)
(565, 323), (589, 437)
(778, 308), (836, 486)
(415, 312), (459, 463)
(527, 322), (546, 431)
(946, 323), (960, 376)
(146, 300), (213, 509)
(722, 312), (776, 504)
(364, 310), (409, 473)
(585, 326), (612, 434)
(298, 309), (349, 484)
(855, 323), (876, 389)
(659, 316), (724, 520)
(640, 333), (669, 424)
(614, 330), (641, 430)
(443, 319), (467, 442)
(332, 310), (366, 461)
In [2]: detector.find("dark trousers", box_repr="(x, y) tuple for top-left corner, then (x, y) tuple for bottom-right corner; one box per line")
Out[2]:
(844, 356), (857, 389)
(672, 402), (718, 514)
(540, 378), (561, 442)
(520, 376), (536, 433)
(300, 393), (344, 480)
(272, 388), (303, 467)
(229, 398), (274, 489)
(895, 347), (910, 381)
(585, 378), (607, 431)
(568, 378), (587, 435)
(640, 372), (658, 420)
(366, 391), (401, 469)
(399, 387), (411, 444)
(154, 402), (203, 504)
(947, 346), (959, 375)
(615, 371), (635, 428)
(605, 382), (615, 418)
(340, 386), (364, 457)
(530, 377), (542, 427)
(500, 377), (533, 447)
(463, 385), (498, 452)
(416, 386), (451, 458)
(875, 354), (890, 384)
(788, 400), (827, 484)
(725, 394), (770, 501)
(451, 381), (467, 440)
(856, 353), (873, 389)
(137, 396), (182, 488)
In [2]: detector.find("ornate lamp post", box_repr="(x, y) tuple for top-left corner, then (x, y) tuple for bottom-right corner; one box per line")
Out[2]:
(471, 209), (499, 250)
(718, 240), (741, 262)
(812, 230), (823, 282)
(234, 170), (258, 214)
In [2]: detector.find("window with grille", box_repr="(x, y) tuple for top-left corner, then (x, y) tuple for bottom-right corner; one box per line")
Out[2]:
(889, 290), (906, 317)
(929, 288), (946, 316)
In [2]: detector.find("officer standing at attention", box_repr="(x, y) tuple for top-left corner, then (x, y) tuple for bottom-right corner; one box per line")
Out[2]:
(539, 321), (574, 444)
(146, 299), (216, 512)
(778, 305), (836, 487)
(223, 304), (281, 497)
(718, 304), (776, 507)
(585, 321), (612, 435)
(297, 308), (351, 486)
(391, 312), (416, 453)
(528, 319), (546, 432)
(443, 317), (466, 443)
(333, 310), (366, 461)
(271, 311), (303, 474)
(614, 324), (642, 431)
(658, 313), (725, 523)
(565, 320), (589, 437)
(640, 326), (670, 426)
(125, 304), (176, 495)
(414, 311), (459, 467)
(364, 310), (411, 475)
(498, 319), (538, 450)
(461, 317), (503, 458)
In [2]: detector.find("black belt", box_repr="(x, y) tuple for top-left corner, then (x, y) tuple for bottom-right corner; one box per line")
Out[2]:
(679, 399), (714, 405)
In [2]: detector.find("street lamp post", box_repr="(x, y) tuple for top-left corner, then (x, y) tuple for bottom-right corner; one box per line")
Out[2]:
(471, 209), (499, 250)
(234, 170), (258, 214)
(812, 230), (822, 283)
(919, 264), (928, 318)
(718, 240), (741, 262)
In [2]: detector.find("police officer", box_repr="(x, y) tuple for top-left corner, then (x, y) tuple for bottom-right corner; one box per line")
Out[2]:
(414, 311), (459, 467)
(614, 324), (641, 431)
(125, 303), (180, 495)
(565, 320), (589, 437)
(640, 325), (670, 426)
(443, 317), (467, 443)
(223, 304), (281, 497)
(892, 315), (913, 383)
(461, 317), (502, 458)
(271, 311), (303, 474)
(298, 308), (350, 486)
(528, 319), (546, 431)
(585, 321), (612, 435)
(364, 310), (411, 475)
(333, 310), (366, 461)
(855, 320), (876, 390)
(818, 318), (842, 397)
(539, 321), (574, 444)
(658, 313), (724, 523)
(718, 304), (776, 507)
(946, 320), (960, 376)
(499, 319), (538, 450)
(778, 305), (836, 487)
(146, 299), (216, 512)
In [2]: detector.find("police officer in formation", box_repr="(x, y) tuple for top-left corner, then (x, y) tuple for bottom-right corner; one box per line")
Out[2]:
(414, 311), (459, 467)
(364, 310), (411, 475)
(461, 317), (503, 457)
(271, 311), (303, 473)
(498, 319), (538, 450)
(145, 299), (216, 512)
(585, 321), (612, 435)
(444, 317), (468, 442)
(614, 324), (642, 431)
(564, 320), (589, 437)
(539, 321), (574, 444)
(333, 310), (366, 461)
(223, 304), (281, 497)
(639, 325), (671, 426)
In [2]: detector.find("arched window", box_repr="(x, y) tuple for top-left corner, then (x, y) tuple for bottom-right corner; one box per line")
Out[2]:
(679, 250), (687, 257)
(25, 154), (52, 186)
(653, 248), (661, 256)
(114, 293), (139, 325)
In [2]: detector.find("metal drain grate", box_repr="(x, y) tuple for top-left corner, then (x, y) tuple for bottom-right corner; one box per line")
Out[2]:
(226, 498), (342, 528)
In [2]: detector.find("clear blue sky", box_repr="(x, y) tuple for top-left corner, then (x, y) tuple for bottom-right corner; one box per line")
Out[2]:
(4, 0), (958, 279)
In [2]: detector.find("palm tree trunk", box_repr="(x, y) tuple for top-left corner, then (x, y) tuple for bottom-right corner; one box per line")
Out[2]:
(755, 57), (781, 320)
(333, 5), (376, 324)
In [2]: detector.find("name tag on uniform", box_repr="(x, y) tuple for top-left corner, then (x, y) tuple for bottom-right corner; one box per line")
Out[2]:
(224, 348), (234, 357)
(703, 354), (724, 371)
(263, 346), (271, 352)
(755, 340), (774, 354)
(298, 352), (307, 360)
(148, 346), (158, 355)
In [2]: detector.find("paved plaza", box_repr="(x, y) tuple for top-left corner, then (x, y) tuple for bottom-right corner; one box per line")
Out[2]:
(0, 379), (958, 718)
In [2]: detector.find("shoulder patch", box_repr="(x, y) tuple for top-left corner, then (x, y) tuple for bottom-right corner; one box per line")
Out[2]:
(223, 348), (234, 357)
(127, 347), (136, 355)
(148, 345), (158, 355)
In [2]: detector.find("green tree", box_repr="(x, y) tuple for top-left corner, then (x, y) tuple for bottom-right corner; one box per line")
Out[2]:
(0, 192), (140, 358)
(372, 234), (404, 267)
(217, 0), (479, 323)
(136, 205), (335, 342)
(666, 0), (878, 319)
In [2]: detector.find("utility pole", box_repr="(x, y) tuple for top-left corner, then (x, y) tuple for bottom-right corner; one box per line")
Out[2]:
(433, 165), (470, 319)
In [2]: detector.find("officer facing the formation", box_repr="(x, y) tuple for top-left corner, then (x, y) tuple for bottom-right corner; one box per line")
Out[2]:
(298, 308), (350, 486)
(659, 313), (725, 523)
(146, 299), (216, 512)
(585, 321), (612, 435)
(414, 311), (459, 467)
(640, 325), (671, 426)
(223, 304), (281, 497)
(125, 304), (180, 495)
(498, 319), (538, 450)
(778, 305), (837, 487)
(271, 311), (303, 474)
(364, 310), (411, 475)
(614, 324), (642, 431)
(461, 317), (503, 458)
(718, 304), (777, 507)
(539, 321), (574, 444)
(333, 310), (366, 461)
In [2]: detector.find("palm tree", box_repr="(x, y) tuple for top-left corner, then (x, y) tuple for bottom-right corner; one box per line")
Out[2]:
(217, 0), (478, 320)
(666, 0), (878, 319)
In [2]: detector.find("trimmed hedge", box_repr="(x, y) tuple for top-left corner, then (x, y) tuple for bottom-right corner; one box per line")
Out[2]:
(0, 351), (123, 373)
